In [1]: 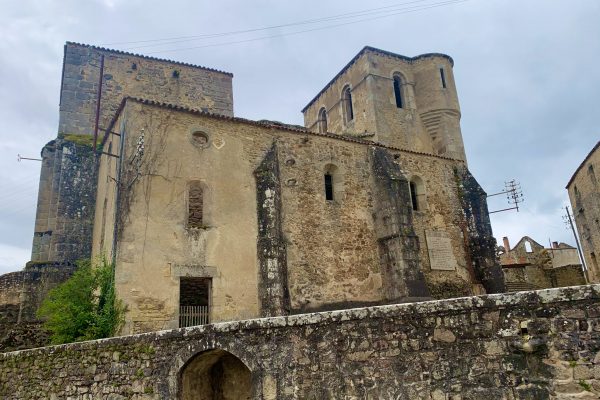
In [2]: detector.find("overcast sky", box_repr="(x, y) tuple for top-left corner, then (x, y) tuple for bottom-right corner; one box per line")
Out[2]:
(0, 0), (598, 274)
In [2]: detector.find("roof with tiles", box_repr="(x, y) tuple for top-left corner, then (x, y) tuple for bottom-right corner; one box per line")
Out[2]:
(65, 41), (233, 77)
(301, 46), (454, 113)
(101, 96), (463, 163)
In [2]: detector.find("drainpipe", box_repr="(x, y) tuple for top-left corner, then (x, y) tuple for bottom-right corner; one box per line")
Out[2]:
(93, 55), (105, 157)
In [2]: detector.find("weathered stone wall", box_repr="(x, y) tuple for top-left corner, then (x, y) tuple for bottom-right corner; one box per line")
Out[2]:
(503, 265), (586, 292)
(31, 42), (234, 263)
(2, 285), (600, 399)
(0, 262), (76, 352)
(92, 99), (498, 333)
(31, 137), (97, 262)
(302, 47), (466, 161)
(501, 237), (586, 291)
(567, 141), (600, 282)
(59, 42), (233, 136)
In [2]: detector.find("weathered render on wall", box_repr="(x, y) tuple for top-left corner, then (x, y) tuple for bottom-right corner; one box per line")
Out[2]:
(2, 284), (600, 399)
(92, 98), (500, 333)
(31, 42), (234, 263)
(567, 141), (600, 282)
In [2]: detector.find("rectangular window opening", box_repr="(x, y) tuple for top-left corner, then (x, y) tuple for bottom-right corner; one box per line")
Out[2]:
(440, 68), (447, 89)
(179, 277), (211, 327)
(325, 174), (334, 201)
(188, 182), (204, 228)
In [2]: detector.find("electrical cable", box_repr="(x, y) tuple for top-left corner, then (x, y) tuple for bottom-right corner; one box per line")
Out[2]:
(102, 0), (453, 47)
(141, 0), (466, 55)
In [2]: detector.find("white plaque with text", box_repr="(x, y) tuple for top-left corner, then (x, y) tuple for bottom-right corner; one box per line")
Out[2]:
(425, 230), (458, 271)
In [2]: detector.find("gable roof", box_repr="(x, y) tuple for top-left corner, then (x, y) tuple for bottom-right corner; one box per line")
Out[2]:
(301, 46), (454, 113)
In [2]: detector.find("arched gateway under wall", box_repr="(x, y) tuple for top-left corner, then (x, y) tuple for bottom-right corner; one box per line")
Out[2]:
(179, 349), (252, 399)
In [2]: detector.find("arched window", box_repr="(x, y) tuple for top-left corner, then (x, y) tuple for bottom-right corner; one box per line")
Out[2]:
(318, 107), (328, 133)
(342, 85), (353, 124)
(188, 181), (204, 228)
(524, 240), (533, 253)
(393, 75), (404, 108)
(409, 176), (425, 211)
(589, 164), (597, 186)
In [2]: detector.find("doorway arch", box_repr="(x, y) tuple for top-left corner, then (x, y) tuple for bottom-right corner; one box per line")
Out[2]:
(179, 349), (252, 400)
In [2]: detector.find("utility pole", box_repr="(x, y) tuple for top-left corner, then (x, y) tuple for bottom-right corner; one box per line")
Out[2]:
(563, 205), (589, 283)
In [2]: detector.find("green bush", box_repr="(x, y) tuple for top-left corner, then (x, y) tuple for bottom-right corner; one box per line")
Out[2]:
(38, 258), (125, 344)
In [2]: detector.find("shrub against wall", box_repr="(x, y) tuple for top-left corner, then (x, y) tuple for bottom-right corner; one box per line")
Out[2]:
(37, 258), (124, 344)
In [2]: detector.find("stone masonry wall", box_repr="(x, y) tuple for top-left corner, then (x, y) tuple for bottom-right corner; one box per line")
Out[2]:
(0, 262), (76, 352)
(567, 141), (600, 282)
(31, 42), (234, 263)
(2, 284), (600, 399)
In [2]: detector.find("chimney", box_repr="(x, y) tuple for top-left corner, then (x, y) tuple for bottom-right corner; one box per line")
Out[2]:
(552, 241), (559, 249)
(503, 237), (510, 251)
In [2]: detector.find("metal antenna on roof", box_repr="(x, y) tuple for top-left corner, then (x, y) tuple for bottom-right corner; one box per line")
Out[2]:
(488, 179), (524, 214)
(17, 154), (42, 162)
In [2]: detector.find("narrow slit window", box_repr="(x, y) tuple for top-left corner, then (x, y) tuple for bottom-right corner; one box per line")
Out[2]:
(439, 68), (447, 89)
(318, 107), (328, 133)
(409, 181), (418, 211)
(342, 86), (354, 124)
(325, 173), (334, 201)
(393, 76), (403, 108)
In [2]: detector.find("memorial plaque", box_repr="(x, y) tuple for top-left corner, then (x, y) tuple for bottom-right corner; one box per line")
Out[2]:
(425, 230), (457, 271)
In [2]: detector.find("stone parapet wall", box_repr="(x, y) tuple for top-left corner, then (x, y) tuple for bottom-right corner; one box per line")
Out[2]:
(2, 285), (600, 399)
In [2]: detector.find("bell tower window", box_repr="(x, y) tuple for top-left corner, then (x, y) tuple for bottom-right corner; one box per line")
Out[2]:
(393, 76), (404, 108)
(318, 107), (328, 133)
(342, 86), (354, 124)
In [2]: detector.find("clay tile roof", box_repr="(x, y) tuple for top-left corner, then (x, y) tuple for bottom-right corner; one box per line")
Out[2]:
(566, 140), (600, 188)
(301, 46), (454, 113)
(102, 97), (463, 163)
(65, 41), (233, 77)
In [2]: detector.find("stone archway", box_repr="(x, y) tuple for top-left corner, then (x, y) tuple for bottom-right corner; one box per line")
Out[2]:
(179, 349), (252, 400)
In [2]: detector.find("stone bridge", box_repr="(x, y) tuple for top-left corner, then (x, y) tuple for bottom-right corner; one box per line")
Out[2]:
(1, 285), (600, 399)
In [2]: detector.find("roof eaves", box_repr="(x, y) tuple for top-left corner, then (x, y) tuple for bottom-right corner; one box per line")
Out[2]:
(120, 97), (462, 162)
(566, 140), (600, 188)
(66, 41), (233, 77)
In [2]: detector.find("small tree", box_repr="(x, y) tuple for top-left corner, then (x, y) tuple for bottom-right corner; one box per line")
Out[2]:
(38, 257), (125, 344)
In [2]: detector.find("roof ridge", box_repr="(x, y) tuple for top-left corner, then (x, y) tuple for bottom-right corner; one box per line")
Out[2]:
(113, 96), (462, 162)
(65, 41), (233, 77)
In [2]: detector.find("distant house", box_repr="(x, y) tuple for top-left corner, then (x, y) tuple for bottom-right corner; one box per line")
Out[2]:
(499, 236), (585, 291)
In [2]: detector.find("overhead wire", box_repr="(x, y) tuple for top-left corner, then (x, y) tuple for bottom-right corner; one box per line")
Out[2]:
(102, 0), (456, 48)
(137, 0), (467, 55)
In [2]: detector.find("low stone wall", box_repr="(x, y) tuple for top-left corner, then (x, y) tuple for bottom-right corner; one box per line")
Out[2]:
(1, 285), (600, 399)
(0, 262), (76, 352)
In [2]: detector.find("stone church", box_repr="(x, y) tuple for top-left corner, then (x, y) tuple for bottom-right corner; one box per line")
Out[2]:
(30, 42), (504, 335)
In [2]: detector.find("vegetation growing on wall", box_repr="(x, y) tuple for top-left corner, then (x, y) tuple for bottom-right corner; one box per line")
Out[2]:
(37, 258), (125, 344)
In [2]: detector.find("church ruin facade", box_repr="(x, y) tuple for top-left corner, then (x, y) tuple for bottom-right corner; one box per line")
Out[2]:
(27, 42), (505, 335)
